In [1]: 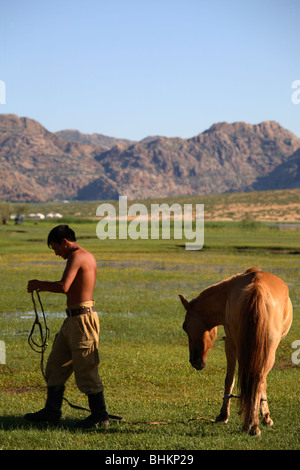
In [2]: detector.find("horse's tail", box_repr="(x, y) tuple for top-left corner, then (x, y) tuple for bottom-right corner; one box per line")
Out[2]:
(238, 279), (269, 424)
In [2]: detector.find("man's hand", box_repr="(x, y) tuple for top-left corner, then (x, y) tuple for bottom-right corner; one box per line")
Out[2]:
(27, 280), (41, 293)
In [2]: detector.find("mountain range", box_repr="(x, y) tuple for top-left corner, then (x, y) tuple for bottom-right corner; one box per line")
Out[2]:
(0, 113), (300, 202)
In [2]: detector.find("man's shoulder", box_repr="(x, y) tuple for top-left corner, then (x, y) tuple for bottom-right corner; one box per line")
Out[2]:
(70, 247), (96, 264)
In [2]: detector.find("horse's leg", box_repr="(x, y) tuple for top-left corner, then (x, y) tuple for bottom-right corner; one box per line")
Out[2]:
(215, 336), (236, 423)
(246, 342), (277, 435)
(247, 366), (274, 435)
(260, 354), (275, 427)
(260, 383), (273, 426)
(247, 390), (262, 436)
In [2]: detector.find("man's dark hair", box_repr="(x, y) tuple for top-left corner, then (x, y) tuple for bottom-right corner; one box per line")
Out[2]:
(47, 225), (76, 247)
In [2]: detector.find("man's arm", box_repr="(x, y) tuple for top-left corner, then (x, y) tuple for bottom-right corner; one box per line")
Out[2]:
(27, 279), (66, 293)
(27, 252), (80, 294)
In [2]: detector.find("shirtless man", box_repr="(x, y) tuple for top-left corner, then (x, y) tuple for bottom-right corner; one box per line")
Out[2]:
(24, 225), (109, 429)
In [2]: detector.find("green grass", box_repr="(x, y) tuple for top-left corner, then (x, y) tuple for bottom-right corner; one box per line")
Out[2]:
(0, 201), (299, 450)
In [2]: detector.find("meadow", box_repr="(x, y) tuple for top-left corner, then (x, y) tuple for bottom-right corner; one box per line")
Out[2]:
(0, 195), (299, 451)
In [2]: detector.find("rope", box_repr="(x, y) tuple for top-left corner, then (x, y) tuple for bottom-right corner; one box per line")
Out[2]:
(223, 393), (240, 399)
(28, 290), (50, 379)
(111, 416), (215, 425)
(27, 291), (214, 425)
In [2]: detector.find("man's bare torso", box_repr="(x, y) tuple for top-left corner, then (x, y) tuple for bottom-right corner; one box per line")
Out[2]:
(64, 246), (97, 308)
(27, 239), (97, 307)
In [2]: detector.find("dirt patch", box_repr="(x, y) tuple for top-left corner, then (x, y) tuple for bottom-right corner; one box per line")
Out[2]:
(206, 202), (300, 222)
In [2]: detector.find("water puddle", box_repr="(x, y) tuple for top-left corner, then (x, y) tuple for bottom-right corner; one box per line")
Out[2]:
(11, 310), (151, 320)
(20, 310), (66, 319)
(98, 311), (150, 319)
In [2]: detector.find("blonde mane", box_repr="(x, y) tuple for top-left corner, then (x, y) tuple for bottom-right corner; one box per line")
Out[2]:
(196, 268), (259, 302)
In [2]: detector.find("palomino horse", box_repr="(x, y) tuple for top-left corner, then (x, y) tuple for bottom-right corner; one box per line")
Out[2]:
(179, 267), (293, 436)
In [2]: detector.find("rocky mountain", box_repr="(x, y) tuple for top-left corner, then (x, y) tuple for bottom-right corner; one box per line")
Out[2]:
(0, 114), (105, 201)
(0, 114), (300, 202)
(251, 147), (300, 191)
(55, 129), (135, 150)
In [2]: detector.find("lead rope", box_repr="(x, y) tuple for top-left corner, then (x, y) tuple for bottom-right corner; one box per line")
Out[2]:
(28, 290), (50, 380)
(28, 291), (123, 418)
(28, 291), (214, 425)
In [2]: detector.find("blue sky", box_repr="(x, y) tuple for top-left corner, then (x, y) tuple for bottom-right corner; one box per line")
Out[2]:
(1, 0), (300, 140)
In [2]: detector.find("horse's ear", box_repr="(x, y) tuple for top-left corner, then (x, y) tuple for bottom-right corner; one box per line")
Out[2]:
(179, 294), (189, 310)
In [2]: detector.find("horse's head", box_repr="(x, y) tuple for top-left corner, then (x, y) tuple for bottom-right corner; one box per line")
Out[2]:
(179, 294), (217, 370)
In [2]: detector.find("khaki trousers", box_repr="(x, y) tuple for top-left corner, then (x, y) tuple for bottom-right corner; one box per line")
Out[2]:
(45, 301), (104, 395)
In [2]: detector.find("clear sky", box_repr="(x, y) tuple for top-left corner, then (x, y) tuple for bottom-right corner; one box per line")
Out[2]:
(1, 0), (300, 140)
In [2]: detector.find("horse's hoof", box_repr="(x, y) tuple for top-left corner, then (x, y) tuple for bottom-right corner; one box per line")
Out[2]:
(249, 426), (261, 436)
(215, 414), (228, 423)
(262, 416), (274, 427)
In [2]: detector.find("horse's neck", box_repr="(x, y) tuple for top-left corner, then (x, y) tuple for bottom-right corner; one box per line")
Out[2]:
(199, 280), (229, 327)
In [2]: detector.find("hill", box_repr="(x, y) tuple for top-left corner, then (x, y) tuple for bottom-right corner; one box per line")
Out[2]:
(55, 129), (135, 150)
(1, 114), (300, 202)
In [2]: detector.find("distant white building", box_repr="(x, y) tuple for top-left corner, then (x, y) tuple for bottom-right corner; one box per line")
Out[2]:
(28, 212), (63, 220)
(27, 213), (45, 219)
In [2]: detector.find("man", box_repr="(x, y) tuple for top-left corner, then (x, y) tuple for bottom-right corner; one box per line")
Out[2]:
(25, 224), (109, 429)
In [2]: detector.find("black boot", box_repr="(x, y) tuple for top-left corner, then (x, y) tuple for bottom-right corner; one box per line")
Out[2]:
(24, 386), (65, 425)
(75, 391), (109, 429)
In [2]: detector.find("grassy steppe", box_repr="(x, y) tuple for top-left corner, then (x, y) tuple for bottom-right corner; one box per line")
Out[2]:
(0, 192), (299, 450)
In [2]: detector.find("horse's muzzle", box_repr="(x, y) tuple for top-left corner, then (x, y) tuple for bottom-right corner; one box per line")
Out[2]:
(190, 359), (206, 370)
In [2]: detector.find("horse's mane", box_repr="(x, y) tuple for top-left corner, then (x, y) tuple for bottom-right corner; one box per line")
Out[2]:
(197, 276), (234, 300)
(192, 267), (260, 305)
